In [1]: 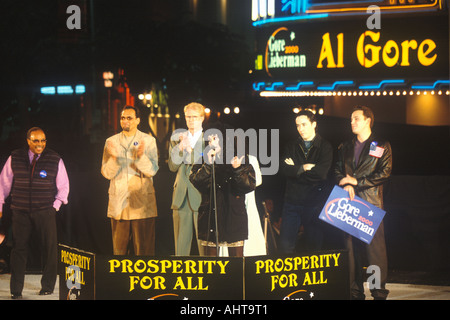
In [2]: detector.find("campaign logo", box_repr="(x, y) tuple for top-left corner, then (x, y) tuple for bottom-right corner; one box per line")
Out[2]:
(283, 289), (315, 300)
(319, 186), (385, 244)
(264, 27), (306, 77)
(39, 170), (47, 178)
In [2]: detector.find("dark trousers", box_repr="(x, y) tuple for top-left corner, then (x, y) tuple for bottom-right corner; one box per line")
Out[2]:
(279, 202), (323, 253)
(10, 208), (57, 295)
(346, 221), (389, 300)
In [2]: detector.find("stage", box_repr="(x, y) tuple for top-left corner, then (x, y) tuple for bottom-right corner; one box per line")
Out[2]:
(0, 273), (449, 300)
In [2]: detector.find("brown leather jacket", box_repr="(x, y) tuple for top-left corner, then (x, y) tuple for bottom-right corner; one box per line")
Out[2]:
(334, 134), (392, 209)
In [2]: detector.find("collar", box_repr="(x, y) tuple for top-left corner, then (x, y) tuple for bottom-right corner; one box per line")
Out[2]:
(28, 149), (41, 162)
(298, 134), (320, 147)
(188, 129), (203, 147)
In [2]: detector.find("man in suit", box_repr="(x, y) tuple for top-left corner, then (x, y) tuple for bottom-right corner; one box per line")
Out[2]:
(168, 102), (206, 256)
(101, 105), (159, 255)
(335, 105), (392, 300)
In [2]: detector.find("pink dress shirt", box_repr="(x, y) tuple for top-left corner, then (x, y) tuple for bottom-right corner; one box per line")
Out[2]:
(0, 149), (69, 211)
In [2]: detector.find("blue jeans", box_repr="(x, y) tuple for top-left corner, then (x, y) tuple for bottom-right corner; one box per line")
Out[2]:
(279, 202), (323, 253)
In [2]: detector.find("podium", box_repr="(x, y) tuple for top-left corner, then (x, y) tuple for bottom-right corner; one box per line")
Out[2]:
(59, 244), (349, 300)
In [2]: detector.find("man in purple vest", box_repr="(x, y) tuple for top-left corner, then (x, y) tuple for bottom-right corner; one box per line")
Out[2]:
(0, 127), (69, 299)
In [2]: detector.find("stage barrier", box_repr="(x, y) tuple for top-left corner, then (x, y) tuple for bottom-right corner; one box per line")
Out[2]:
(58, 244), (349, 300)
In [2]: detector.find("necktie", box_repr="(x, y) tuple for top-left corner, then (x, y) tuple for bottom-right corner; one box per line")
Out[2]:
(30, 153), (38, 179)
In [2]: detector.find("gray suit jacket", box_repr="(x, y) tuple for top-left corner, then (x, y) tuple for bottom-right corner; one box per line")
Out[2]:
(168, 131), (204, 210)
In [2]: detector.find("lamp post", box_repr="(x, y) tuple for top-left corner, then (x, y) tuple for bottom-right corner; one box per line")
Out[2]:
(137, 90), (173, 150)
(138, 92), (158, 135)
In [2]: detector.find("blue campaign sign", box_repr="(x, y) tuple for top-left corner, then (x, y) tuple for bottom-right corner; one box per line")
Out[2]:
(319, 186), (385, 244)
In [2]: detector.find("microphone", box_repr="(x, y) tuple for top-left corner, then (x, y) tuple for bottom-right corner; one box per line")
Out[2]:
(207, 138), (218, 163)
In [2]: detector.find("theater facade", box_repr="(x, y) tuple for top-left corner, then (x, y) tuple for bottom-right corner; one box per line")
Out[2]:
(251, 0), (449, 126)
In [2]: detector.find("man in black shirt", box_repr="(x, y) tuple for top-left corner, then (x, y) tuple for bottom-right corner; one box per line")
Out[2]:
(279, 110), (333, 253)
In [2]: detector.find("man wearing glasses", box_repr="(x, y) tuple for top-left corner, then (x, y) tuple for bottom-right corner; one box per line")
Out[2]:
(101, 105), (159, 256)
(0, 127), (69, 299)
(168, 102), (206, 256)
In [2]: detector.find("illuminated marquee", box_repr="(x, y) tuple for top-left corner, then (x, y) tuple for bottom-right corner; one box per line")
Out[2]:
(252, 0), (444, 26)
(253, 15), (448, 93)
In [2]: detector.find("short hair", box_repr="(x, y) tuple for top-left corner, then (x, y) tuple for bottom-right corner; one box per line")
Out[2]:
(27, 127), (44, 139)
(184, 102), (205, 117)
(122, 105), (140, 118)
(353, 105), (374, 128)
(296, 109), (316, 124)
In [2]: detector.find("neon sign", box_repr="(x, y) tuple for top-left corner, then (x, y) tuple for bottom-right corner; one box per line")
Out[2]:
(254, 13), (448, 85)
(40, 85), (85, 95)
(265, 27), (306, 77)
(252, 0), (443, 26)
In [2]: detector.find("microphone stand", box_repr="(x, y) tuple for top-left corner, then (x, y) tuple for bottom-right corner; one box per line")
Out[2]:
(211, 153), (219, 257)
(262, 201), (277, 254)
(206, 150), (219, 257)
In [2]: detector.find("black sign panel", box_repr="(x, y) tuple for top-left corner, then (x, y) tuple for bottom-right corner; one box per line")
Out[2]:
(58, 245), (349, 300)
(58, 244), (95, 300)
(244, 251), (349, 300)
(95, 256), (244, 300)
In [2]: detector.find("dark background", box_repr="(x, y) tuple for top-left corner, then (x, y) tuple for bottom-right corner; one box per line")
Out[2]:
(0, 0), (449, 286)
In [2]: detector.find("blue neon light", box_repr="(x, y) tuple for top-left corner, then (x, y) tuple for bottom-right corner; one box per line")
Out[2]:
(310, 0), (383, 7)
(252, 13), (328, 26)
(253, 82), (266, 91)
(40, 87), (56, 95)
(265, 82), (285, 90)
(75, 85), (86, 94)
(317, 81), (354, 90)
(411, 80), (450, 89)
(253, 79), (447, 93)
(359, 79), (405, 90)
(57, 86), (74, 94)
(285, 81), (314, 90)
(41, 85), (86, 95)
(281, 0), (309, 15)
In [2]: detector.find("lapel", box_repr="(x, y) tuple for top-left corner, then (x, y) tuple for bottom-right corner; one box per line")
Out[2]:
(183, 132), (204, 177)
(191, 132), (205, 164)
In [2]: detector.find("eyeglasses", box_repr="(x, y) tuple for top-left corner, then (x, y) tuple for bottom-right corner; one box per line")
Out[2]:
(120, 116), (136, 121)
(30, 139), (47, 144)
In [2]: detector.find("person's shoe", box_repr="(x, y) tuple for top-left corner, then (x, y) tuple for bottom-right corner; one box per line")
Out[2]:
(11, 293), (22, 299)
(39, 289), (53, 296)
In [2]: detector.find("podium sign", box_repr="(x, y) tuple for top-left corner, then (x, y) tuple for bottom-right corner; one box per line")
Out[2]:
(319, 186), (386, 244)
(244, 251), (349, 300)
(95, 256), (244, 300)
(58, 245), (349, 300)
(59, 244), (95, 300)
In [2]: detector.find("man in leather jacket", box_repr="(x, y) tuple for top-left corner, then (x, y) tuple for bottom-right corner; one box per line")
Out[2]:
(279, 110), (333, 253)
(335, 105), (392, 300)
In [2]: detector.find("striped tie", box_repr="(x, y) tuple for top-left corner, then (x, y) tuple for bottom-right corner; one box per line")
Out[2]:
(30, 153), (38, 179)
